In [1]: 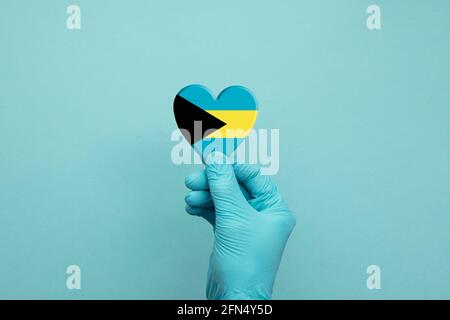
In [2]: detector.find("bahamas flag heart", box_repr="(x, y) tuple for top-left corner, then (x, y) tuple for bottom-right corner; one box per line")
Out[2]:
(173, 85), (258, 158)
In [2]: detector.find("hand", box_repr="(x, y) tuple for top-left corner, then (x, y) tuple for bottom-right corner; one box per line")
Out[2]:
(184, 152), (296, 300)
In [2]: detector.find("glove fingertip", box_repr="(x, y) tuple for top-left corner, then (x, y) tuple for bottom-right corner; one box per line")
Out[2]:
(185, 170), (203, 189)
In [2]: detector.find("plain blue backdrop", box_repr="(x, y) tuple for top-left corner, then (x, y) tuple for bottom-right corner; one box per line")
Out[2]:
(0, 0), (449, 299)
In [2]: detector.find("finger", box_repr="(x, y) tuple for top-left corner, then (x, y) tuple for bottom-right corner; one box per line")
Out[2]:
(233, 164), (286, 211)
(205, 152), (250, 213)
(185, 170), (209, 191)
(239, 184), (251, 201)
(185, 205), (215, 226)
(186, 169), (251, 200)
(185, 190), (214, 208)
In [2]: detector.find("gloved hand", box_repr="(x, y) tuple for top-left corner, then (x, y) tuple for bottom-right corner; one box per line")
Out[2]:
(184, 152), (296, 300)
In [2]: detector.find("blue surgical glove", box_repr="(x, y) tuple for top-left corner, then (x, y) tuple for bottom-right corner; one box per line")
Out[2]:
(184, 152), (296, 300)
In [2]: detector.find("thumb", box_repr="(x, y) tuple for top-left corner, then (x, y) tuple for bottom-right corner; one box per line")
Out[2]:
(204, 152), (249, 212)
(233, 164), (289, 212)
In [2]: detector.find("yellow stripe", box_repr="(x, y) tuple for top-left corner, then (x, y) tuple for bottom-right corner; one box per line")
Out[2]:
(205, 110), (258, 138)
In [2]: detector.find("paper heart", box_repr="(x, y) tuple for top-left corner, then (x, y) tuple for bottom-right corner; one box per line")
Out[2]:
(173, 85), (258, 158)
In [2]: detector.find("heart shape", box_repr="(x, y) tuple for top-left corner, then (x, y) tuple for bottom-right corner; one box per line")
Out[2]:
(173, 85), (258, 158)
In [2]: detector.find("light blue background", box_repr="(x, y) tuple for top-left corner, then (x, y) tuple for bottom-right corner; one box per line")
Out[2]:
(0, 0), (449, 299)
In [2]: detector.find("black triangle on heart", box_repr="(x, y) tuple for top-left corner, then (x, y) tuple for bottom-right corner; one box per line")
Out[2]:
(173, 95), (227, 145)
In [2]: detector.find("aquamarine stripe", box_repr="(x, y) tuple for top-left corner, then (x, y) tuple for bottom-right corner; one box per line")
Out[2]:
(178, 85), (257, 111)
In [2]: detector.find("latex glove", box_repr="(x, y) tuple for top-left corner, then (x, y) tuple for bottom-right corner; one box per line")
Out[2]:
(184, 152), (296, 300)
